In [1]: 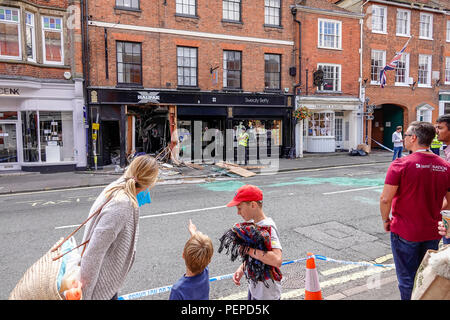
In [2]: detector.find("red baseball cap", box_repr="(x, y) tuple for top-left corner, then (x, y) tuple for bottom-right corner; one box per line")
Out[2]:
(227, 184), (263, 207)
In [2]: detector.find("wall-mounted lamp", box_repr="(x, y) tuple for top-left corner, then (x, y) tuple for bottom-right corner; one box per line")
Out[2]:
(210, 66), (219, 74)
(362, 78), (368, 88)
(410, 81), (417, 91)
(435, 79), (441, 87)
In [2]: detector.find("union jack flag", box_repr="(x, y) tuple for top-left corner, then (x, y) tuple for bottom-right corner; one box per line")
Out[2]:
(379, 36), (413, 88)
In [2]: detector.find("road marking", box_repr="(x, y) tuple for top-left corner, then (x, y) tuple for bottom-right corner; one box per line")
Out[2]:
(322, 186), (383, 195)
(55, 205), (228, 230)
(216, 260), (395, 300)
(0, 185), (106, 198)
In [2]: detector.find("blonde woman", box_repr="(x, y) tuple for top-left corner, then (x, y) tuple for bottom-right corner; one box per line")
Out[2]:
(80, 155), (159, 300)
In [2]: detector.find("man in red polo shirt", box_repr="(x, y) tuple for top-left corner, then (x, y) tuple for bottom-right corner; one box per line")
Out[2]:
(380, 121), (450, 300)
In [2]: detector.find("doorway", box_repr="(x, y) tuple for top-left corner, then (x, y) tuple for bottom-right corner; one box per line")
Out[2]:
(101, 120), (120, 166)
(0, 122), (19, 170)
(372, 104), (404, 150)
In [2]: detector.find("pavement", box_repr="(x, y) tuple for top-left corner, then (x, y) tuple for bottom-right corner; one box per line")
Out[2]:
(0, 149), (394, 195)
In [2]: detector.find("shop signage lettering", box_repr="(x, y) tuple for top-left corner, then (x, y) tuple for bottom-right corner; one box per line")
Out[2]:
(245, 97), (270, 104)
(0, 88), (20, 96)
(137, 91), (160, 104)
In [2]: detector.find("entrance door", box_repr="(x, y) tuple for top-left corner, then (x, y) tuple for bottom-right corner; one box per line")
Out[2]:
(335, 112), (344, 150)
(382, 105), (404, 150)
(0, 122), (19, 170)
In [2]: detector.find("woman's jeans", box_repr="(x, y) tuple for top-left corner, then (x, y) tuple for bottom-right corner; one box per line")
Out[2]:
(390, 233), (440, 300)
(392, 147), (403, 160)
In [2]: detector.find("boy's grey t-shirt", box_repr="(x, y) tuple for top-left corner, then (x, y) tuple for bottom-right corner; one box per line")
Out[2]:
(247, 217), (282, 300)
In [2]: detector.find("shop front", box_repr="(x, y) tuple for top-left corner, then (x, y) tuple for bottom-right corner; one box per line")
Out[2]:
(87, 88), (293, 167)
(295, 96), (360, 154)
(0, 79), (86, 172)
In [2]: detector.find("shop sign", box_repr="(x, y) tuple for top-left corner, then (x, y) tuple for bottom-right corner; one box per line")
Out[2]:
(137, 91), (160, 104)
(0, 88), (20, 96)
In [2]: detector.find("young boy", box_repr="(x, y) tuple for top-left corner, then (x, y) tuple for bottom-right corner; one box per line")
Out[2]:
(169, 220), (213, 300)
(227, 184), (283, 300)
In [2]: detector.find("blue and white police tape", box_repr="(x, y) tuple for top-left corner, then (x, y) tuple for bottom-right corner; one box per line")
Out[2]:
(370, 138), (394, 153)
(118, 254), (394, 300)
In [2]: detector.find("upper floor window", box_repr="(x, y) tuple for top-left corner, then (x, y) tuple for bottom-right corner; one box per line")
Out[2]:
(42, 16), (63, 65)
(115, 0), (140, 10)
(223, 50), (241, 89)
(370, 50), (385, 84)
(116, 41), (142, 85)
(418, 54), (432, 87)
(25, 12), (36, 62)
(371, 5), (387, 33)
(396, 9), (410, 36)
(318, 19), (341, 50)
(177, 46), (197, 87)
(176, 0), (196, 16)
(223, 0), (241, 22)
(446, 20), (450, 42)
(419, 13), (433, 40)
(264, 0), (280, 26)
(264, 54), (281, 90)
(395, 53), (409, 85)
(0, 7), (21, 59)
(445, 57), (450, 85)
(317, 64), (341, 92)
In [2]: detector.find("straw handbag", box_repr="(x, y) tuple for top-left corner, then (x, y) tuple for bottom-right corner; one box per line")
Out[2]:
(9, 197), (112, 300)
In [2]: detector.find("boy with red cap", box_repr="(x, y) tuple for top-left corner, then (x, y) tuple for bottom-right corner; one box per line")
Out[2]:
(227, 184), (283, 300)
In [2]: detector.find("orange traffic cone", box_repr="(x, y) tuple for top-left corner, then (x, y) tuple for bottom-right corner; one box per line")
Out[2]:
(305, 253), (322, 300)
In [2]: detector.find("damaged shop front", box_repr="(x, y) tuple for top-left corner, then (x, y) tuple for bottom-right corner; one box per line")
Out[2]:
(87, 88), (293, 168)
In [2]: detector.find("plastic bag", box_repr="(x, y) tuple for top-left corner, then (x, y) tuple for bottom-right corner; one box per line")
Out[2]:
(56, 237), (82, 295)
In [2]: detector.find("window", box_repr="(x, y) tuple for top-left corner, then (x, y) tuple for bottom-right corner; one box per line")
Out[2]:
(445, 57), (450, 85)
(223, 0), (241, 22)
(116, 41), (142, 85)
(0, 7), (21, 59)
(417, 105), (432, 123)
(419, 13), (433, 39)
(317, 64), (341, 92)
(115, 0), (139, 10)
(42, 16), (63, 64)
(447, 21), (450, 42)
(176, 0), (196, 16)
(318, 19), (341, 49)
(25, 12), (35, 62)
(223, 50), (241, 89)
(371, 5), (387, 33)
(264, 54), (281, 90)
(371, 50), (385, 84)
(264, 0), (280, 26)
(418, 54), (432, 87)
(395, 53), (409, 85)
(177, 46), (197, 87)
(308, 112), (334, 137)
(396, 9), (410, 36)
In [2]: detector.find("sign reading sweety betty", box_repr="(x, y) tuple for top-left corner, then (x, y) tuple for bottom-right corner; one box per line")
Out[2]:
(0, 88), (20, 96)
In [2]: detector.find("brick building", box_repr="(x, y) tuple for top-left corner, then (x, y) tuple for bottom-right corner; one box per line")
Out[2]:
(84, 0), (297, 167)
(0, 0), (85, 172)
(336, 0), (450, 150)
(291, 0), (363, 155)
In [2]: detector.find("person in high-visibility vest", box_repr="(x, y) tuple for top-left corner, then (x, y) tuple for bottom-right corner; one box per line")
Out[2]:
(238, 127), (249, 164)
(430, 134), (443, 156)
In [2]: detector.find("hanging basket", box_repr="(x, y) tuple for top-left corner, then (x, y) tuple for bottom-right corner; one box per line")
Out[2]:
(293, 106), (312, 122)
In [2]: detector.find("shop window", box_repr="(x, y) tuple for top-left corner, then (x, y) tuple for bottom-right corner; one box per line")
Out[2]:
(116, 0), (140, 10)
(22, 111), (39, 162)
(0, 111), (17, 120)
(223, 50), (241, 89)
(176, 0), (196, 16)
(39, 111), (74, 162)
(223, 0), (241, 22)
(264, 54), (281, 90)
(308, 112), (334, 137)
(0, 123), (17, 163)
(177, 46), (197, 87)
(232, 120), (282, 146)
(25, 12), (36, 62)
(117, 41), (142, 85)
(0, 7), (21, 59)
(264, 0), (280, 26)
(42, 16), (63, 64)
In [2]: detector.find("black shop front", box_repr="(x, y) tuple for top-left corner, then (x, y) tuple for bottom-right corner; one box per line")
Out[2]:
(87, 88), (293, 167)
